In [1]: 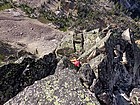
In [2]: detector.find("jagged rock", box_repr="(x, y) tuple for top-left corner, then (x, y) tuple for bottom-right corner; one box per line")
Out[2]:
(0, 41), (19, 65)
(56, 28), (104, 59)
(56, 30), (85, 57)
(78, 63), (96, 89)
(92, 28), (140, 105)
(83, 28), (100, 52)
(56, 31), (75, 57)
(0, 53), (57, 104)
(73, 31), (84, 53)
(78, 29), (111, 61)
(0, 41), (16, 57)
(0, 41), (37, 65)
(130, 88), (140, 105)
(113, 89), (130, 105)
(4, 59), (100, 105)
(89, 54), (105, 77)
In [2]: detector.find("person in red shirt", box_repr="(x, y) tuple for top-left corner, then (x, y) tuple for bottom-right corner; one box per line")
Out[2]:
(71, 58), (81, 71)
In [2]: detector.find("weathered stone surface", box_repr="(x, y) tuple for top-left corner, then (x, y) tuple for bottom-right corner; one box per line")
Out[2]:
(0, 53), (57, 105)
(78, 29), (111, 61)
(0, 41), (37, 66)
(0, 9), (64, 57)
(56, 31), (75, 58)
(12, 0), (48, 8)
(89, 54), (105, 77)
(0, 41), (17, 65)
(83, 29), (100, 52)
(4, 60), (100, 105)
(56, 29), (101, 59)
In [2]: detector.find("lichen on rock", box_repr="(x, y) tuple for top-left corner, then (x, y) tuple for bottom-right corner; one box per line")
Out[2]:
(4, 59), (100, 105)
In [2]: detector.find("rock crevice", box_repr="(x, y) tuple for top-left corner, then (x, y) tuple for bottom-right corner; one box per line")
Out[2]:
(0, 53), (57, 105)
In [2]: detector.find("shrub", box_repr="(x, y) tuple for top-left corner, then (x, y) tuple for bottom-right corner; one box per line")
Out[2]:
(0, 2), (12, 11)
(19, 4), (34, 16)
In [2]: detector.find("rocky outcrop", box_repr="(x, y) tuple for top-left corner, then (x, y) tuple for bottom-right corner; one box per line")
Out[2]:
(91, 28), (140, 105)
(56, 28), (103, 60)
(0, 9), (64, 57)
(0, 53), (57, 105)
(4, 58), (100, 105)
(78, 63), (96, 89)
(1, 1), (140, 105)
(1, 26), (140, 105)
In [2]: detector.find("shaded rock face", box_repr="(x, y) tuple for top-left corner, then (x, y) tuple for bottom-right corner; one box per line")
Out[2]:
(0, 41), (16, 57)
(0, 41), (17, 65)
(112, 0), (140, 18)
(0, 53), (57, 105)
(120, 0), (140, 10)
(0, 41), (37, 66)
(3, 28), (139, 105)
(78, 63), (96, 89)
(93, 31), (140, 104)
(4, 59), (100, 105)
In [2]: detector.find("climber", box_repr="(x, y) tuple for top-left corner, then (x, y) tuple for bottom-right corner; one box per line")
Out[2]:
(62, 56), (81, 71)
(72, 59), (81, 67)
(71, 58), (81, 68)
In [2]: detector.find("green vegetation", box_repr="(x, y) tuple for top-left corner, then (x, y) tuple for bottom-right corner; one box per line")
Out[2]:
(0, 54), (4, 65)
(37, 16), (50, 24)
(0, 54), (4, 60)
(19, 4), (34, 17)
(1, 0), (138, 33)
(16, 1), (99, 31)
(38, 7), (72, 31)
(59, 27), (68, 32)
(0, 2), (12, 11)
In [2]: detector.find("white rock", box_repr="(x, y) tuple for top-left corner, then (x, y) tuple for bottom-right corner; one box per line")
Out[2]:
(122, 28), (131, 44)
(13, 12), (21, 17)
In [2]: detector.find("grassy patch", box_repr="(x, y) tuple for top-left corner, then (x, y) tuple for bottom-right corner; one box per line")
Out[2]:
(0, 3), (12, 11)
(59, 27), (68, 32)
(19, 4), (34, 16)
(37, 16), (50, 24)
(0, 54), (4, 60)
(0, 54), (5, 65)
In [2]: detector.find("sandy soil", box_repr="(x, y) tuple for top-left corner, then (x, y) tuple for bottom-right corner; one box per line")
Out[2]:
(0, 9), (64, 57)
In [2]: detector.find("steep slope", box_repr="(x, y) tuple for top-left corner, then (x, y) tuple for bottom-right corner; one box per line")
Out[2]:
(4, 59), (100, 105)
